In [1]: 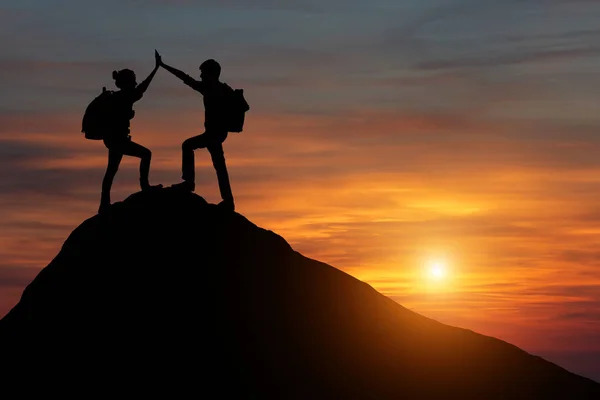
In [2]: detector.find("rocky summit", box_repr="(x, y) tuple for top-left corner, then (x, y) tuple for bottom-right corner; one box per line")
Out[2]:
(1, 187), (599, 398)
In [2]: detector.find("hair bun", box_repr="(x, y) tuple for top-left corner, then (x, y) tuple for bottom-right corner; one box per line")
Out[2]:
(112, 70), (118, 79)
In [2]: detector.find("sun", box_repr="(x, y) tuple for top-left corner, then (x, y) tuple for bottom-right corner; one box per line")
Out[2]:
(428, 261), (447, 281)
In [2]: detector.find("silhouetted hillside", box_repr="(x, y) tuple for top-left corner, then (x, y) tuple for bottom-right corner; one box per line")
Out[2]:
(1, 188), (599, 398)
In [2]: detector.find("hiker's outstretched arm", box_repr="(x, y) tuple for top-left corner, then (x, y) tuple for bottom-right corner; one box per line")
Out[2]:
(136, 63), (159, 97)
(160, 62), (203, 93)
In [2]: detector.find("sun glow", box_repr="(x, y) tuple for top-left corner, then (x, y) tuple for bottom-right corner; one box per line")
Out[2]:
(428, 261), (447, 281)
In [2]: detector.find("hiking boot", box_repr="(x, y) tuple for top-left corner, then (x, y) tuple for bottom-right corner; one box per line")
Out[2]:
(171, 180), (195, 192)
(217, 199), (235, 212)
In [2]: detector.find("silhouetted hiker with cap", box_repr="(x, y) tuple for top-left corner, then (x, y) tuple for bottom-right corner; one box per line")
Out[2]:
(156, 51), (235, 211)
(98, 51), (163, 214)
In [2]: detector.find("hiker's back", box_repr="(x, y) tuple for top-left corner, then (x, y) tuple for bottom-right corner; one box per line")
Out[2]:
(202, 82), (232, 131)
(104, 90), (137, 141)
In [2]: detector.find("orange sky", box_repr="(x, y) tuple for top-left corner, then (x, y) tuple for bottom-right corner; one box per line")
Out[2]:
(2, 108), (600, 354)
(1, 0), (600, 382)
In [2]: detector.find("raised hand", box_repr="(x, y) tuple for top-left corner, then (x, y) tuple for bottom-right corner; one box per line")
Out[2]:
(155, 49), (162, 67)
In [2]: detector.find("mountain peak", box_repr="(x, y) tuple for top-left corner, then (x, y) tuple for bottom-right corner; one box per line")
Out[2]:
(1, 187), (599, 398)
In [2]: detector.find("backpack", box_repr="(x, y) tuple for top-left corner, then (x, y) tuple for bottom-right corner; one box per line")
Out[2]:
(226, 87), (250, 133)
(81, 87), (115, 140)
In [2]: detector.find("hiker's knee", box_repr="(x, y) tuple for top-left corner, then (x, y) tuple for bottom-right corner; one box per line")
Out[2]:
(142, 147), (152, 160)
(182, 138), (194, 151)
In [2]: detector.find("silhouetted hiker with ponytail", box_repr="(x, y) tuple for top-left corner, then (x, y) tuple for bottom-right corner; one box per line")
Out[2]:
(98, 51), (163, 214)
(156, 51), (237, 212)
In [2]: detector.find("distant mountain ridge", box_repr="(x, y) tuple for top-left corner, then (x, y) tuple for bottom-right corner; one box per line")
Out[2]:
(1, 187), (598, 399)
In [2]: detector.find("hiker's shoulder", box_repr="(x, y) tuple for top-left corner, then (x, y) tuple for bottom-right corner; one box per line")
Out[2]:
(220, 82), (234, 91)
(111, 89), (132, 101)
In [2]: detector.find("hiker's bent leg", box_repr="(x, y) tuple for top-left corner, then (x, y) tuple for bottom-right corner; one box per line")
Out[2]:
(121, 141), (156, 189)
(208, 143), (234, 204)
(181, 133), (209, 183)
(101, 149), (123, 207)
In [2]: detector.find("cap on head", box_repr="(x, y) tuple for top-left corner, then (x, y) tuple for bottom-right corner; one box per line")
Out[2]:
(199, 59), (221, 79)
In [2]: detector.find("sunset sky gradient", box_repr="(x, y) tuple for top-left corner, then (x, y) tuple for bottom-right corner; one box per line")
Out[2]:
(1, 0), (600, 380)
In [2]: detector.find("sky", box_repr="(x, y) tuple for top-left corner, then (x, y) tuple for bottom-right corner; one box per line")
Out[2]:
(1, 0), (600, 381)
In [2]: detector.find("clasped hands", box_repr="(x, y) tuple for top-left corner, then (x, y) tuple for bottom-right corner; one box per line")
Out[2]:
(154, 50), (164, 68)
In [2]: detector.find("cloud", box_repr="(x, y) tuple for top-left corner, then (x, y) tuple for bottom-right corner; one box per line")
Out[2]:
(0, 266), (39, 289)
(0, 58), (121, 74)
(415, 46), (600, 71)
